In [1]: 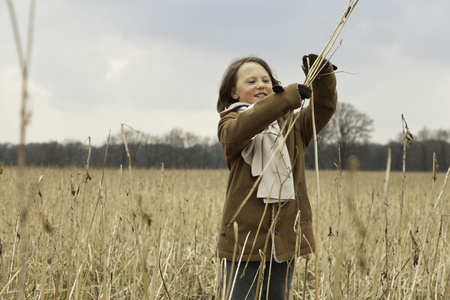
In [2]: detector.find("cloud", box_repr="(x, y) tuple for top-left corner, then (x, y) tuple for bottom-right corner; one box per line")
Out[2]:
(1, 0), (450, 146)
(26, 104), (220, 146)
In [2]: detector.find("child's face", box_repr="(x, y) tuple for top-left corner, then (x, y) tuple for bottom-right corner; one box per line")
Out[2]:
(231, 62), (273, 105)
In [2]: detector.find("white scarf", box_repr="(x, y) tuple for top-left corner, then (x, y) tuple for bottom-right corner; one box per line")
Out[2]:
(236, 104), (295, 203)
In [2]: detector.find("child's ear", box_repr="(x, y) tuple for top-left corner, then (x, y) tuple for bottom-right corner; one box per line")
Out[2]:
(231, 89), (239, 100)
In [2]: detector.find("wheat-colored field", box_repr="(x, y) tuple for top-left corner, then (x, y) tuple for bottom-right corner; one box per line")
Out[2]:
(0, 165), (449, 299)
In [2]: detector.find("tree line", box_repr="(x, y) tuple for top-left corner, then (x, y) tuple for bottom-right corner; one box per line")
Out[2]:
(1, 103), (449, 171)
(0, 129), (226, 169)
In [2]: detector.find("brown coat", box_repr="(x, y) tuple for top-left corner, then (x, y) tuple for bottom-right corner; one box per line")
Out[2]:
(217, 65), (337, 262)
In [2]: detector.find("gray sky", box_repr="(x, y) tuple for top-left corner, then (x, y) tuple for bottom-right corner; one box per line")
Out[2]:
(1, 0), (449, 145)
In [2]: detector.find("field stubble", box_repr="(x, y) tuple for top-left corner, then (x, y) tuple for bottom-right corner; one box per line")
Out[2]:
(0, 166), (449, 299)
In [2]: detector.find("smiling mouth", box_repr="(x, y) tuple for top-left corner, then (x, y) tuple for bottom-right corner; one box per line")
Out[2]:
(255, 93), (267, 98)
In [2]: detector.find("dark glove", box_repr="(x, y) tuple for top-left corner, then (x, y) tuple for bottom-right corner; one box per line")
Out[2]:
(302, 54), (338, 73)
(297, 84), (312, 100)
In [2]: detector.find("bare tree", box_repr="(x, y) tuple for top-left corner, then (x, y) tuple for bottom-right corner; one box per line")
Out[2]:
(435, 128), (450, 142)
(318, 102), (374, 168)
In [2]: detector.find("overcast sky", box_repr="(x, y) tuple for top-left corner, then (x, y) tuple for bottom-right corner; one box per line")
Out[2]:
(1, 0), (449, 146)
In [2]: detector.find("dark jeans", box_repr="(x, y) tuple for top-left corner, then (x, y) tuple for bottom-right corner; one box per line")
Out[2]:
(223, 259), (295, 300)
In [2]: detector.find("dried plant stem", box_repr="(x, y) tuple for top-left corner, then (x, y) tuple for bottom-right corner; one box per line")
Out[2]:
(120, 124), (151, 298)
(225, 222), (239, 300)
(435, 221), (443, 298)
(73, 139), (92, 300)
(440, 214), (450, 299)
(6, 0), (36, 298)
(396, 116), (409, 297)
(425, 165), (450, 293)
(303, 0), (360, 87)
(303, 255), (310, 299)
(121, 123), (139, 176)
(431, 215), (444, 298)
(425, 165), (450, 257)
(432, 153), (438, 197)
(0, 268), (21, 297)
(399, 116), (408, 239)
(264, 218), (279, 299)
(431, 166), (450, 211)
(83, 137), (92, 182)
(157, 228), (171, 300)
(409, 166), (450, 300)
(40, 230), (48, 300)
(83, 132), (110, 245)
(301, 3), (360, 295)
(101, 204), (107, 299)
(382, 148), (392, 294)
(305, 59), (321, 202)
(332, 243), (343, 298)
(73, 132), (110, 299)
(305, 57), (323, 300)
(7, 215), (20, 295)
(225, 227), (250, 300)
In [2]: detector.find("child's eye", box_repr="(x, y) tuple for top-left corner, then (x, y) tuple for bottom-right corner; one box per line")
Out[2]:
(247, 80), (255, 84)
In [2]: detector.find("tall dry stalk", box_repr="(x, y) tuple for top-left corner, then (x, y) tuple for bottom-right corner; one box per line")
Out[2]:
(424, 166), (450, 298)
(71, 137), (92, 300)
(4, 216), (20, 295)
(101, 203), (107, 299)
(302, 2), (361, 298)
(73, 133), (110, 299)
(409, 166), (450, 300)
(121, 124), (151, 299)
(396, 115), (412, 296)
(37, 175), (49, 300)
(381, 147), (392, 296)
(224, 222), (238, 300)
(399, 115), (412, 239)
(6, 0), (36, 298)
(303, 0), (360, 88)
(0, 268), (21, 297)
(305, 57), (323, 300)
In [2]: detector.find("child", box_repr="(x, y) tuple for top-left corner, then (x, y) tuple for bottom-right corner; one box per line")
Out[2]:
(217, 54), (337, 299)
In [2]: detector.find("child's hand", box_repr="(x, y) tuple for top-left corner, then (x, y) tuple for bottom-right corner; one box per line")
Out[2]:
(302, 54), (338, 73)
(297, 84), (312, 100)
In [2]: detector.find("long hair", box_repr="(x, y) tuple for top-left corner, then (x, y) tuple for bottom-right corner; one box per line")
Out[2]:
(216, 56), (280, 113)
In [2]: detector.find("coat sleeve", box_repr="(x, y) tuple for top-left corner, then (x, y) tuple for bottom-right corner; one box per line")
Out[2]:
(218, 83), (302, 160)
(296, 64), (338, 149)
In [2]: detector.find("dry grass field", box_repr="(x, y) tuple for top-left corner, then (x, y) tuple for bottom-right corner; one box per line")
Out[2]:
(0, 165), (449, 299)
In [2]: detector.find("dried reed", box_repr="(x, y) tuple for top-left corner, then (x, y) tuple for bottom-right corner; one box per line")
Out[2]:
(6, 0), (36, 298)
(1, 165), (449, 298)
